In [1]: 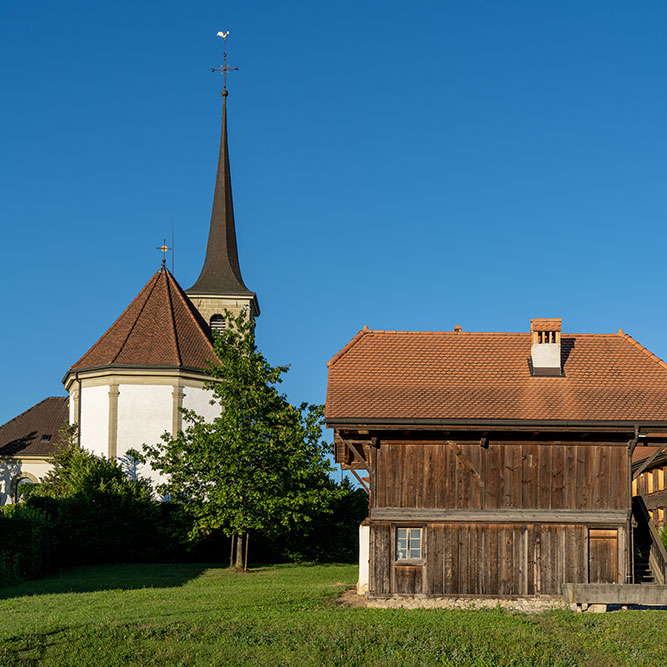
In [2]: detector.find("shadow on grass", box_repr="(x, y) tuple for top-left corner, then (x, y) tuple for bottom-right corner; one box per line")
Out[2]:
(0, 562), (214, 600)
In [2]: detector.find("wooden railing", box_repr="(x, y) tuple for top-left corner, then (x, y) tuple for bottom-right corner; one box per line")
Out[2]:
(634, 496), (667, 585)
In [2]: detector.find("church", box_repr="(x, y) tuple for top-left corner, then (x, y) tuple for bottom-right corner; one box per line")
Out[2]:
(0, 74), (257, 504)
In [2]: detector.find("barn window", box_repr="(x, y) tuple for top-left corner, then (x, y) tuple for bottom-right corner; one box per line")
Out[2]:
(396, 527), (422, 561)
(210, 314), (226, 332)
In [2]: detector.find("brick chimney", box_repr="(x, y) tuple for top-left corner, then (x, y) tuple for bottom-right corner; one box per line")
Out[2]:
(530, 318), (562, 377)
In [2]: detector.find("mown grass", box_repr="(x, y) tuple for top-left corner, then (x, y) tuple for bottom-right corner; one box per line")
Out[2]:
(0, 562), (665, 665)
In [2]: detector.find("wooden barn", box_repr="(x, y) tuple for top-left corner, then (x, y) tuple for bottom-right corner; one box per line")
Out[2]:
(325, 318), (667, 598)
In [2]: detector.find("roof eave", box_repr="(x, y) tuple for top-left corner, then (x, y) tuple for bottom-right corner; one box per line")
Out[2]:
(325, 417), (667, 434)
(62, 363), (214, 386)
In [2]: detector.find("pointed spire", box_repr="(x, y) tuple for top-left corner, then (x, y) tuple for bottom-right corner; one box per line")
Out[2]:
(187, 92), (254, 297)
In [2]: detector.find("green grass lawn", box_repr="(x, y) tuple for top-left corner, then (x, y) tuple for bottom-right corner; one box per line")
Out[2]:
(0, 563), (665, 666)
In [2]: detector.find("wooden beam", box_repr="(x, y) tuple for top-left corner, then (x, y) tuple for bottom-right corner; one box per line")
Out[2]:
(633, 444), (667, 480)
(447, 440), (484, 488)
(370, 508), (629, 524)
(628, 426), (640, 457)
(348, 468), (370, 493)
(346, 442), (367, 465)
(642, 488), (667, 511)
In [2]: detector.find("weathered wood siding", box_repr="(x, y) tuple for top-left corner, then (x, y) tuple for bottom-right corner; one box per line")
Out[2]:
(370, 522), (627, 596)
(372, 442), (628, 511)
(633, 463), (667, 527)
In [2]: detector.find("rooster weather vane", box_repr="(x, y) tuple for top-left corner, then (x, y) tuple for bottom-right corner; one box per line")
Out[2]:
(212, 31), (238, 93)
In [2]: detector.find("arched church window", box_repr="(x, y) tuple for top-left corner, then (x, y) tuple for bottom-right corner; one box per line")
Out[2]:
(210, 314), (226, 333)
(13, 475), (36, 503)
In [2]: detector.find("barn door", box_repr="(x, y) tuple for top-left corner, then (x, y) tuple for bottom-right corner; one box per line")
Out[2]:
(588, 529), (618, 583)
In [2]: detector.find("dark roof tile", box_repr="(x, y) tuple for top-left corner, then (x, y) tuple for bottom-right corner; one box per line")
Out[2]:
(70, 268), (218, 372)
(0, 397), (68, 457)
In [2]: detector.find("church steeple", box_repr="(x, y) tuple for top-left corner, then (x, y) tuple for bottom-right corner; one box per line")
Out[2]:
(186, 35), (259, 325)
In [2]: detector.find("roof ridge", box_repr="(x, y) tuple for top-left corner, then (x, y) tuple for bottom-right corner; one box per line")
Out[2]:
(0, 396), (66, 430)
(338, 329), (626, 337)
(617, 330), (667, 373)
(358, 329), (529, 335)
(110, 272), (161, 364)
(165, 269), (216, 355)
(327, 328), (369, 367)
(165, 272), (183, 367)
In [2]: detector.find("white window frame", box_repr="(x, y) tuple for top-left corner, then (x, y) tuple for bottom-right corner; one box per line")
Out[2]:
(395, 527), (423, 562)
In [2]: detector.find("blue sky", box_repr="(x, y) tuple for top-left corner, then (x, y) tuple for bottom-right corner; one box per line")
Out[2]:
(2, 1), (667, 429)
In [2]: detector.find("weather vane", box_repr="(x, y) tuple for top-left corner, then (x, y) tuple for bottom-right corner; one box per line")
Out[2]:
(212, 31), (238, 94)
(157, 239), (171, 268)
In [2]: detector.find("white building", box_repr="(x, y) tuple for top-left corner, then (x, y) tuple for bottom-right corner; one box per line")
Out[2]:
(0, 83), (258, 503)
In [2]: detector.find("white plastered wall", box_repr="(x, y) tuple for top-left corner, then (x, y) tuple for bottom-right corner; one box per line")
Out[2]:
(0, 459), (54, 505)
(182, 386), (219, 423)
(64, 371), (218, 496)
(116, 384), (173, 485)
(358, 523), (370, 594)
(79, 384), (109, 457)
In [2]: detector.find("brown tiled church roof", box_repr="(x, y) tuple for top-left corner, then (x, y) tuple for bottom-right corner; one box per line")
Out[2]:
(326, 327), (667, 424)
(70, 268), (217, 372)
(0, 397), (68, 457)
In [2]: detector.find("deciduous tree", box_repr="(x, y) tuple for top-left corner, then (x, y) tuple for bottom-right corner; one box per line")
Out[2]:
(135, 311), (339, 570)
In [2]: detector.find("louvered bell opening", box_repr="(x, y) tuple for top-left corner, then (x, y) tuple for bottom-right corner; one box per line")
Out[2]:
(209, 314), (226, 333)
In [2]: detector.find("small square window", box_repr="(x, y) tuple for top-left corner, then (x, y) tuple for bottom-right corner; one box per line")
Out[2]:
(40, 434), (52, 442)
(396, 527), (422, 561)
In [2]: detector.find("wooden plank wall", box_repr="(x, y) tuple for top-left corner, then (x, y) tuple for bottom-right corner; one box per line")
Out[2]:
(374, 442), (628, 511)
(633, 464), (667, 526)
(371, 522), (627, 596)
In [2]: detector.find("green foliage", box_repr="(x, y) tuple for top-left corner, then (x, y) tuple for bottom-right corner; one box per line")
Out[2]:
(259, 478), (369, 563)
(0, 504), (53, 585)
(23, 443), (167, 566)
(136, 310), (341, 566)
(37, 440), (154, 502)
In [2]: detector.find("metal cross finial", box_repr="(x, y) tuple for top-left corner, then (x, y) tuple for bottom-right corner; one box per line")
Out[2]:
(212, 31), (238, 92)
(157, 239), (171, 268)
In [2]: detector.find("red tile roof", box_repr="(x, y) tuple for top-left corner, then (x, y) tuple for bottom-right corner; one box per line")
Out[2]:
(531, 318), (561, 332)
(0, 397), (68, 457)
(326, 328), (667, 424)
(70, 268), (217, 372)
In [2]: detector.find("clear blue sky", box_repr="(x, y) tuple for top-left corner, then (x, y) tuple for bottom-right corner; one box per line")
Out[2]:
(2, 1), (667, 428)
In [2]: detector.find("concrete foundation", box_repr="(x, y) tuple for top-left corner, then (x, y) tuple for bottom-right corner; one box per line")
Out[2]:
(562, 583), (667, 606)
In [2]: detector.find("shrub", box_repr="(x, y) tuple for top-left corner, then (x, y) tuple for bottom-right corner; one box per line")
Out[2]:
(250, 479), (369, 564)
(0, 504), (54, 585)
(24, 446), (171, 567)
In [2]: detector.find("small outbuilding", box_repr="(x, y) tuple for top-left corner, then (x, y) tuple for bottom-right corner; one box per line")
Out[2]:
(326, 318), (667, 597)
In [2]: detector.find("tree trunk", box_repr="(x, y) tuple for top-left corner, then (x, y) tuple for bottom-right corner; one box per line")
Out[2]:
(244, 532), (249, 572)
(229, 533), (235, 568)
(235, 534), (244, 570)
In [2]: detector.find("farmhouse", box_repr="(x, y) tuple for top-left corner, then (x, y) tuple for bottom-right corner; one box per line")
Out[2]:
(326, 318), (667, 597)
(0, 80), (256, 503)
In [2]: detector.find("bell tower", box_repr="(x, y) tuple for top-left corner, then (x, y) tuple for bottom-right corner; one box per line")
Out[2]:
(186, 34), (259, 330)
